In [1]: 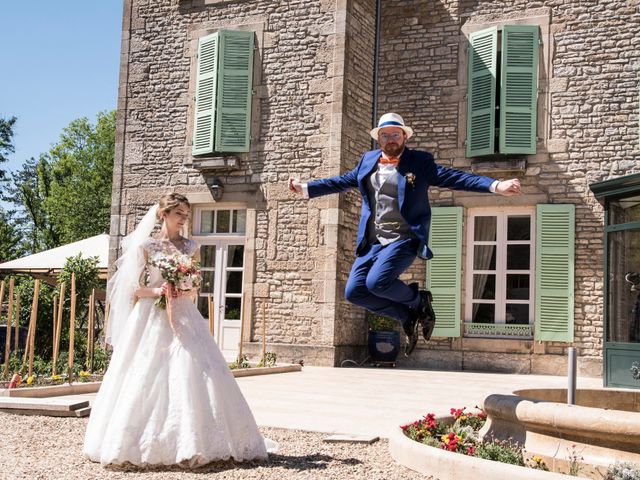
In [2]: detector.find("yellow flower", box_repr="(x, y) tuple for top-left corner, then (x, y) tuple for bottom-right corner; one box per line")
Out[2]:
(79, 370), (89, 377)
(533, 456), (543, 463)
(26, 376), (33, 385)
(51, 375), (61, 381)
(460, 415), (467, 421)
(443, 436), (450, 444)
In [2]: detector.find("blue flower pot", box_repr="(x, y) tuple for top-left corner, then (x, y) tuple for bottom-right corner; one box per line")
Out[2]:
(368, 330), (400, 363)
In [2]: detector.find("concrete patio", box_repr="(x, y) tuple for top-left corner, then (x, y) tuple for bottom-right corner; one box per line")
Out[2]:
(48, 366), (604, 438)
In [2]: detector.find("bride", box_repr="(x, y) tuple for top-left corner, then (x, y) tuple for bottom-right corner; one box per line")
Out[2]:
(84, 193), (276, 467)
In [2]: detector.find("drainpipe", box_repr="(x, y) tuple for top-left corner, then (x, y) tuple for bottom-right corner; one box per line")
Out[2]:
(371, 0), (381, 150)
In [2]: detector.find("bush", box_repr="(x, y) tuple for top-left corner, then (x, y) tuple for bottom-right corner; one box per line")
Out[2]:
(604, 462), (640, 480)
(366, 313), (397, 331)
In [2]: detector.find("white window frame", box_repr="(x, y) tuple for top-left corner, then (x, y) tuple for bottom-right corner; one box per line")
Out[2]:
(192, 204), (248, 237)
(464, 207), (536, 338)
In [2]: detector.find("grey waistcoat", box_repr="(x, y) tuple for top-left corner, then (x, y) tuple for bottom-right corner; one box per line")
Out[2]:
(365, 169), (415, 245)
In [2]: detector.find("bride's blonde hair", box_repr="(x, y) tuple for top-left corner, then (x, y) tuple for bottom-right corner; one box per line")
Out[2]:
(157, 193), (190, 221)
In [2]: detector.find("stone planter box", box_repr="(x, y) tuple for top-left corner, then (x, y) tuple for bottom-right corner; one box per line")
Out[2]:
(230, 363), (302, 377)
(0, 381), (101, 398)
(389, 418), (584, 480)
(0, 364), (301, 398)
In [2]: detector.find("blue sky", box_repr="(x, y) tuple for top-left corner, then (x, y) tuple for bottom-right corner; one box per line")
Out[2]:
(1, 2), (124, 175)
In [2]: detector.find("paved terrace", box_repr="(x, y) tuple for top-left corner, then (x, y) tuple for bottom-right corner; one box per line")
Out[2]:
(66, 366), (603, 438)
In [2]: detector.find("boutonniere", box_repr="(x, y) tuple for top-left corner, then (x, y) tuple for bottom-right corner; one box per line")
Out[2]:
(405, 172), (416, 187)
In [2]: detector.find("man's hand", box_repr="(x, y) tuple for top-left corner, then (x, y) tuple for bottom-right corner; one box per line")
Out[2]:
(495, 179), (522, 196)
(288, 177), (303, 195)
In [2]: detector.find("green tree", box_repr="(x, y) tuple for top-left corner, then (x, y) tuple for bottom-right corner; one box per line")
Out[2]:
(2, 155), (59, 253)
(45, 110), (115, 244)
(1, 110), (115, 252)
(0, 208), (23, 261)
(0, 115), (17, 180)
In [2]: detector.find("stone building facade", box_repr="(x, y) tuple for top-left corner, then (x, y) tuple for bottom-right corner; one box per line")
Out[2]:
(112, 0), (639, 375)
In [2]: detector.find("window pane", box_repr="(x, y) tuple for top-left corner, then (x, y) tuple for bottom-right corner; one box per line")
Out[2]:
(216, 210), (231, 233)
(201, 245), (216, 268)
(197, 296), (209, 318)
(607, 229), (640, 343)
(474, 216), (497, 241)
(232, 210), (246, 233)
(507, 245), (530, 270)
(506, 303), (529, 324)
(473, 245), (496, 270)
(507, 216), (531, 240)
(506, 274), (530, 299)
(225, 297), (241, 320)
(201, 270), (214, 294)
(608, 196), (640, 225)
(472, 303), (495, 323)
(226, 271), (243, 294)
(200, 211), (214, 233)
(473, 274), (495, 299)
(227, 245), (244, 267)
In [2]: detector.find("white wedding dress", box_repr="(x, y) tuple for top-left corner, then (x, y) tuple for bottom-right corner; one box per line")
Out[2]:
(84, 237), (275, 467)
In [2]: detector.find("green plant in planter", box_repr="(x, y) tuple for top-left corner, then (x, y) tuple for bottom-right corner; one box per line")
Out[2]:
(366, 313), (398, 331)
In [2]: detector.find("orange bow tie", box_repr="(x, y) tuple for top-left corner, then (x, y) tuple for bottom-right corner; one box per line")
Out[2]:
(379, 156), (400, 165)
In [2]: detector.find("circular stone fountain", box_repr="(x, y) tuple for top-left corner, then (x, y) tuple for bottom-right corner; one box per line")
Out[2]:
(480, 388), (640, 478)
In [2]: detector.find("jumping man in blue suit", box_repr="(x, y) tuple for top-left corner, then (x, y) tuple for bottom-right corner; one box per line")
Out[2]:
(289, 113), (522, 356)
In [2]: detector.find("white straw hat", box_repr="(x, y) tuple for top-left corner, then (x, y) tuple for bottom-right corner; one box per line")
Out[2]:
(369, 112), (414, 140)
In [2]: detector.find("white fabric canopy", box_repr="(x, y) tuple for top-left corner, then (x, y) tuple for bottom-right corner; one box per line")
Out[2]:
(0, 234), (109, 274)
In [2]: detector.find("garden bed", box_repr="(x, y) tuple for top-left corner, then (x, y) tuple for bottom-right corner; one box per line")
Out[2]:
(389, 408), (587, 479)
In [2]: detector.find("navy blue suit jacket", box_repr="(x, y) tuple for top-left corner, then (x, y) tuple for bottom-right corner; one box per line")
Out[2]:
(307, 148), (496, 260)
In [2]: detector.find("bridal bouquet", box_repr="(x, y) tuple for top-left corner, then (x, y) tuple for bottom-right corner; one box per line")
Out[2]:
(148, 252), (202, 309)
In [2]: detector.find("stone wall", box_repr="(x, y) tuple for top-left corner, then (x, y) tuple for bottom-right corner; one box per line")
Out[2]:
(377, 0), (640, 374)
(115, 0), (639, 373)
(114, 0), (377, 366)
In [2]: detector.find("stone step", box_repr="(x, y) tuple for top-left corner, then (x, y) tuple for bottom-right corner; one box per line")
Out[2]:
(0, 396), (89, 415)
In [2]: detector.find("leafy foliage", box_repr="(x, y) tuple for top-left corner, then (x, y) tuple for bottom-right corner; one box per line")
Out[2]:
(45, 110), (115, 243)
(0, 115), (17, 180)
(0, 208), (23, 261)
(366, 312), (398, 331)
(604, 462), (640, 480)
(1, 110), (115, 254)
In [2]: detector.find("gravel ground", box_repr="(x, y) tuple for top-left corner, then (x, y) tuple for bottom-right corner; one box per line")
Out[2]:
(0, 413), (426, 480)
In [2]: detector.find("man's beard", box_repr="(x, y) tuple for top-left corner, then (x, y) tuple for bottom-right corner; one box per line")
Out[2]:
(382, 142), (404, 157)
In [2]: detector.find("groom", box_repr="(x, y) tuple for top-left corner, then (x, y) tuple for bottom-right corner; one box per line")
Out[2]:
(289, 113), (521, 355)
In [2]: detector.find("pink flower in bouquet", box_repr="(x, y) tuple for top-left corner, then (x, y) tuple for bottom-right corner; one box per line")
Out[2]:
(149, 252), (202, 309)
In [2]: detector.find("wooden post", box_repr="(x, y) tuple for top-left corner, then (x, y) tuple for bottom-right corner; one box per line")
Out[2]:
(13, 294), (20, 352)
(207, 294), (214, 336)
(3, 279), (14, 378)
(102, 302), (110, 348)
(68, 273), (76, 383)
(237, 291), (247, 362)
(261, 301), (267, 363)
(52, 295), (57, 360)
(87, 289), (95, 372)
(52, 282), (65, 377)
(0, 281), (5, 359)
(27, 280), (41, 381)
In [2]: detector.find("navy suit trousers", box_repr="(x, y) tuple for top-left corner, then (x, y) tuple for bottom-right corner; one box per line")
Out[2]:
(345, 237), (421, 326)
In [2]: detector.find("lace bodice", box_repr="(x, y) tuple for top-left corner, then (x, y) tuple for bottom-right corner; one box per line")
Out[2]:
(142, 237), (199, 288)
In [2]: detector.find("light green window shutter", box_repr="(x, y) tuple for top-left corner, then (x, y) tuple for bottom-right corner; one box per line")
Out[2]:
(535, 204), (575, 342)
(215, 30), (254, 153)
(193, 32), (219, 156)
(427, 207), (463, 338)
(466, 27), (498, 157)
(499, 25), (539, 154)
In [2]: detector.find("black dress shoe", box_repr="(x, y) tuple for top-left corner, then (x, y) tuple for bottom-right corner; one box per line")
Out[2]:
(419, 290), (436, 341)
(402, 312), (420, 356)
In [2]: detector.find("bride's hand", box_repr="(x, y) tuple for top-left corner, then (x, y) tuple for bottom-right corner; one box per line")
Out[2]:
(160, 282), (178, 298)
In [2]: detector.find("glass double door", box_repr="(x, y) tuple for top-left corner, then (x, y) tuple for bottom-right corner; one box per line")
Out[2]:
(197, 239), (245, 360)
